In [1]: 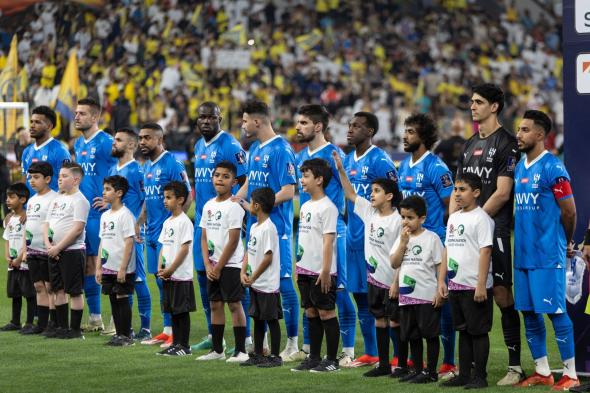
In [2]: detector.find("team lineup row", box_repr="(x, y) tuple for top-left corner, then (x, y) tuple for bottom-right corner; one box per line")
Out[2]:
(2, 83), (585, 390)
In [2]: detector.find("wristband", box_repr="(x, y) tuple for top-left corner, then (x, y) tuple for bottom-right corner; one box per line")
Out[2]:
(584, 228), (590, 246)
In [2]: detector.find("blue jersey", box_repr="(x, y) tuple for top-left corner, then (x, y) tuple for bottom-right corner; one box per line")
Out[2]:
(109, 160), (145, 219)
(246, 136), (297, 237)
(514, 151), (572, 270)
(343, 146), (397, 249)
(194, 131), (247, 225)
(143, 151), (190, 241)
(74, 130), (117, 218)
(21, 138), (71, 194)
(397, 151), (453, 241)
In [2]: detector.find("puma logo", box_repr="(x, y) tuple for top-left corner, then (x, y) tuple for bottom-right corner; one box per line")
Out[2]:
(556, 337), (567, 343)
(495, 272), (505, 280)
(543, 298), (553, 306)
(507, 345), (517, 351)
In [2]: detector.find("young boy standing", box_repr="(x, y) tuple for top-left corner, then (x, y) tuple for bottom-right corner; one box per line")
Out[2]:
(1, 183), (35, 332)
(25, 162), (59, 335)
(44, 162), (90, 339)
(96, 175), (136, 346)
(439, 173), (494, 389)
(240, 187), (283, 368)
(157, 181), (196, 356)
(332, 151), (402, 377)
(197, 161), (247, 362)
(390, 196), (444, 383)
(291, 158), (340, 373)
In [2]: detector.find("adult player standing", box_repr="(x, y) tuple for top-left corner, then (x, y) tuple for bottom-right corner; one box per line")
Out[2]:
(513, 110), (579, 390)
(453, 84), (523, 385)
(343, 111), (398, 367)
(73, 97), (117, 331)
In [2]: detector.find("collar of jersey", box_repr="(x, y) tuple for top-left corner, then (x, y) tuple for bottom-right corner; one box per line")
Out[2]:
(151, 150), (168, 165)
(83, 129), (103, 144)
(524, 149), (548, 169)
(307, 142), (330, 156)
(354, 145), (375, 162)
(116, 159), (136, 171)
(33, 137), (54, 151)
(204, 130), (225, 147)
(409, 151), (430, 168)
(259, 135), (280, 148)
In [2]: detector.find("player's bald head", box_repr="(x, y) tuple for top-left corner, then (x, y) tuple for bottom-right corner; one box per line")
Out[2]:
(198, 102), (221, 116)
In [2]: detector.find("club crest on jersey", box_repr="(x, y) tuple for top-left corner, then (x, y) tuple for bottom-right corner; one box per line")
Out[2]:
(361, 166), (369, 180)
(440, 173), (452, 188)
(90, 147), (96, 158)
(42, 155), (47, 161)
(235, 151), (246, 165)
(209, 151), (217, 164)
(386, 170), (397, 181)
(416, 173), (424, 184)
(486, 148), (496, 162)
(533, 173), (540, 189)
(262, 155), (270, 168)
(214, 211), (222, 220)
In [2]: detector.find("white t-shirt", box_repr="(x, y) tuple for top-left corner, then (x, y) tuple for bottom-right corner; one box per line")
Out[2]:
(354, 197), (402, 288)
(25, 190), (58, 253)
(247, 218), (280, 293)
(199, 198), (245, 269)
(296, 196), (338, 275)
(45, 191), (90, 250)
(446, 207), (494, 290)
(99, 206), (136, 274)
(159, 212), (194, 281)
(391, 229), (443, 305)
(3, 215), (27, 270)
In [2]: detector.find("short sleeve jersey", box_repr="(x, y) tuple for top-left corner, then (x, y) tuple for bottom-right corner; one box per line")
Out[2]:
(21, 138), (71, 194)
(25, 190), (59, 253)
(108, 160), (145, 219)
(247, 219), (280, 293)
(45, 191), (90, 251)
(99, 206), (137, 273)
(158, 212), (194, 281)
(4, 215), (27, 270)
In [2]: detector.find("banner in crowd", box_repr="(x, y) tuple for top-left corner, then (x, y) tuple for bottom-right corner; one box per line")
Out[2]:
(0, 35), (28, 139)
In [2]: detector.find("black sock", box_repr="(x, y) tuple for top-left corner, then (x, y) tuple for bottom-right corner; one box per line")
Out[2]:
(458, 331), (474, 379)
(26, 297), (36, 324)
(173, 313), (190, 348)
(376, 326), (390, 369)
(308, 316), (323, 360)
(394, 326), (409, 367)
(49, 308), (57, 324)
(410, 339), (424, 372)
(267, 319), (281, 356)
(472, 333), (489, 379)
(321, 317), (340, 361)
(233, 326), (246, 354)
(11, 297), (22, 325)
(70, 309), (83, 331)
(254, 319), (265, 355)
(37, 305), (50, 329)
(180, 313), (191, 348)
(211, 324), (225, 354)
(171, 314), (180, 346)
(500, 304), (521, 367)
(55, 304), (69, 329)
(109, 295), (120, 335)
(117, 297), (132, 338)
(426, 337), (440, 373)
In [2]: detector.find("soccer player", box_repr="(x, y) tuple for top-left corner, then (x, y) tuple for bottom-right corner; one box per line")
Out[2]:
(1, 183), (35, 332)
(343, 111), (398, 367)
(96, 175), (136, 346)
(391, 196), (444, 383)
(293, 104), (356, 364)
(240, 187), (283, 368)
(73, 97), (117, 331)
(21, 106), (71, 194)
(439, 173), (494, 389)
(25, 162), (59, 335)
(235, 100), (299, 355)
(44, 162), (90, 339)
(192, 102), (249, 352)
(333, 150), (402, 377)
(291, 158), (340, 373)
(513, 110), (579, 390)
(139, 123), (192, 347)
(156, 181), (196, 356)
(108, 128), (151, 341)
(397, 114), (456, 376)
(454, 84), (523, 385)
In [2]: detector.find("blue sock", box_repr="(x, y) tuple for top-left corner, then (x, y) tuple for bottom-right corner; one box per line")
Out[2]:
(336, 290), (356, 349)
(353, 292), (377, 357)
(390, 325), (399, 357)
(523, 311), (547, 360)
(441, 301), (456, 365)
(84, 275), (101, 315)
(302, 313), (310, 345)
(197, 272), (212, 335)
(134, 280), (151, 330)
(548, 313), (575, 360)
(242, 286), (251, 338)
(155, 275), (171, 328)
(280, 277), (299, 338)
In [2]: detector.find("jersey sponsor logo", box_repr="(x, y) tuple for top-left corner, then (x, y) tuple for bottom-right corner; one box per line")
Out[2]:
(463, 165), (492, 179)
(214, 211), (222, 220)
(350, 169), (358, 176)
(200, 154), (207, 160)
(80, 162), (96, 173)
(194, 167), (215, 179)
(520, 178), (529, 183)
(235, 151), (246, 165)
(81, 150), (88, 156)
(447, 258), (459, 279)
(101, 248), (109, 265)
(248, 170), (270, 183)
(366, 256), (377, 273)
(448, 223), (464, 236)
(144, 185), (161, 196)
(402, 190), (425, 198)
(147, 173), (153, 179)
(473, 148), (483, 156)
(254, 156), (261, 162)
(440, 173), (452, 188)
(207, 239), (214, 256)
(399, 275), (416, 295)
(32, 158), (38, 162)
(25, 230), (33, 246)
(405, 176), (413, 182)
(411, 245), (422, 255)
(352, 183), (370, 196)
(515, 192), (539, 206)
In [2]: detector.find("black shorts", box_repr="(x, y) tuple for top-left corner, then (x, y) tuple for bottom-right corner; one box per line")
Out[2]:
(399, 303), (441, 341)
(449, 289), (493, 335)
(249, 289), (283, 321)
(7, 269), (35, 298)
(492, 236), (513, 287)
(101, 273), (136, 296)
(48, 249), (86, 296)
(27, 254), (50, 283)
(297, 274), (336, 311)
(207, 267), (244, 303)
(368, 283), (399, 321)
(162, 280), (197, 315)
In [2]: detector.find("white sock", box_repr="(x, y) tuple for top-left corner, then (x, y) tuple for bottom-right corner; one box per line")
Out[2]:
(245, 336), (253, 346)
(287, 336), (298, 351)
(90, 313), (102, 321)
(163, 326), (172, 336)
(302, 343), (310, 353)
(343, 347), (354, 358)
(207, 334), (212, 340)
(563, 357), (577, 379)
(534, 356), (551, 377)
(263, 332), (269, 349)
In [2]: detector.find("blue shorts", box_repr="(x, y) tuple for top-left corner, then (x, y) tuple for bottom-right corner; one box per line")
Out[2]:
(84, 216), (100, 257)
(335, 224), (347, 288)
(134, 241), (146, 281)
(146, 239), (162, 275)
(514, 268), (566, 314)
(279, 235), (293, 278)
(193, 225), (205, 272)
(346, 246), (367, 293)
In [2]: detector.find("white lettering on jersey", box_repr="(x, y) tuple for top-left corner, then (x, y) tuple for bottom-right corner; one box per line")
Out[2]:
(248, 171), (270, 182)
(515, 193), (539, 205)
(402, 190), (425, 198)
(194, 167), (215, 178)
(352, 183), (370, 195)
(145, 185), (161, 196)
(464, 166), (493, 179)
(80, 162), (96, 173)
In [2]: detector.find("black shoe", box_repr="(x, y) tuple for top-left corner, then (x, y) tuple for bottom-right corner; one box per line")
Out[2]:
(112, 336), (135, 347)
(258, 355), (283, 368)
(156, 346), (176, 356)
(57, 329), (85, 340)
(364, 366), (392, 377)
(464, 376), (488, 389)
(22, 324), (44, 335)
(390, 367), (411, 379)
(440, 375), (470, 387)
(41, 321), (56, 337)
(409, 370), (438, 384)
(19, 323), (35, 334)
(105, 335), (122, 346)
(241, 353), (268, 367)
(164, 345), (192, 356)
(291, 356), (321, 372)
(0, 322), (21, 331)
(309, 359), (340, 373)
(399, 370), (421, 382)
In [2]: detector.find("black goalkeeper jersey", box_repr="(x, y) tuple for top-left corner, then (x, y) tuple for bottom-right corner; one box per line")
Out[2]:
(456, 126), (519, 237)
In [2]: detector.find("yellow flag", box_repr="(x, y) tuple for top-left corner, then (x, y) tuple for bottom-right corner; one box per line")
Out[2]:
(54, 50), (80, 122)
(0, 35), (20, 138)
(295, 29), (323, 52)
(221, 24), (246, 45)
(191, 4), (202, 27)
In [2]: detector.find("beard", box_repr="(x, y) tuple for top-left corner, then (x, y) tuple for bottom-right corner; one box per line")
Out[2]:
(403, 141), (421, 153)
(111, 147), (125, 158)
